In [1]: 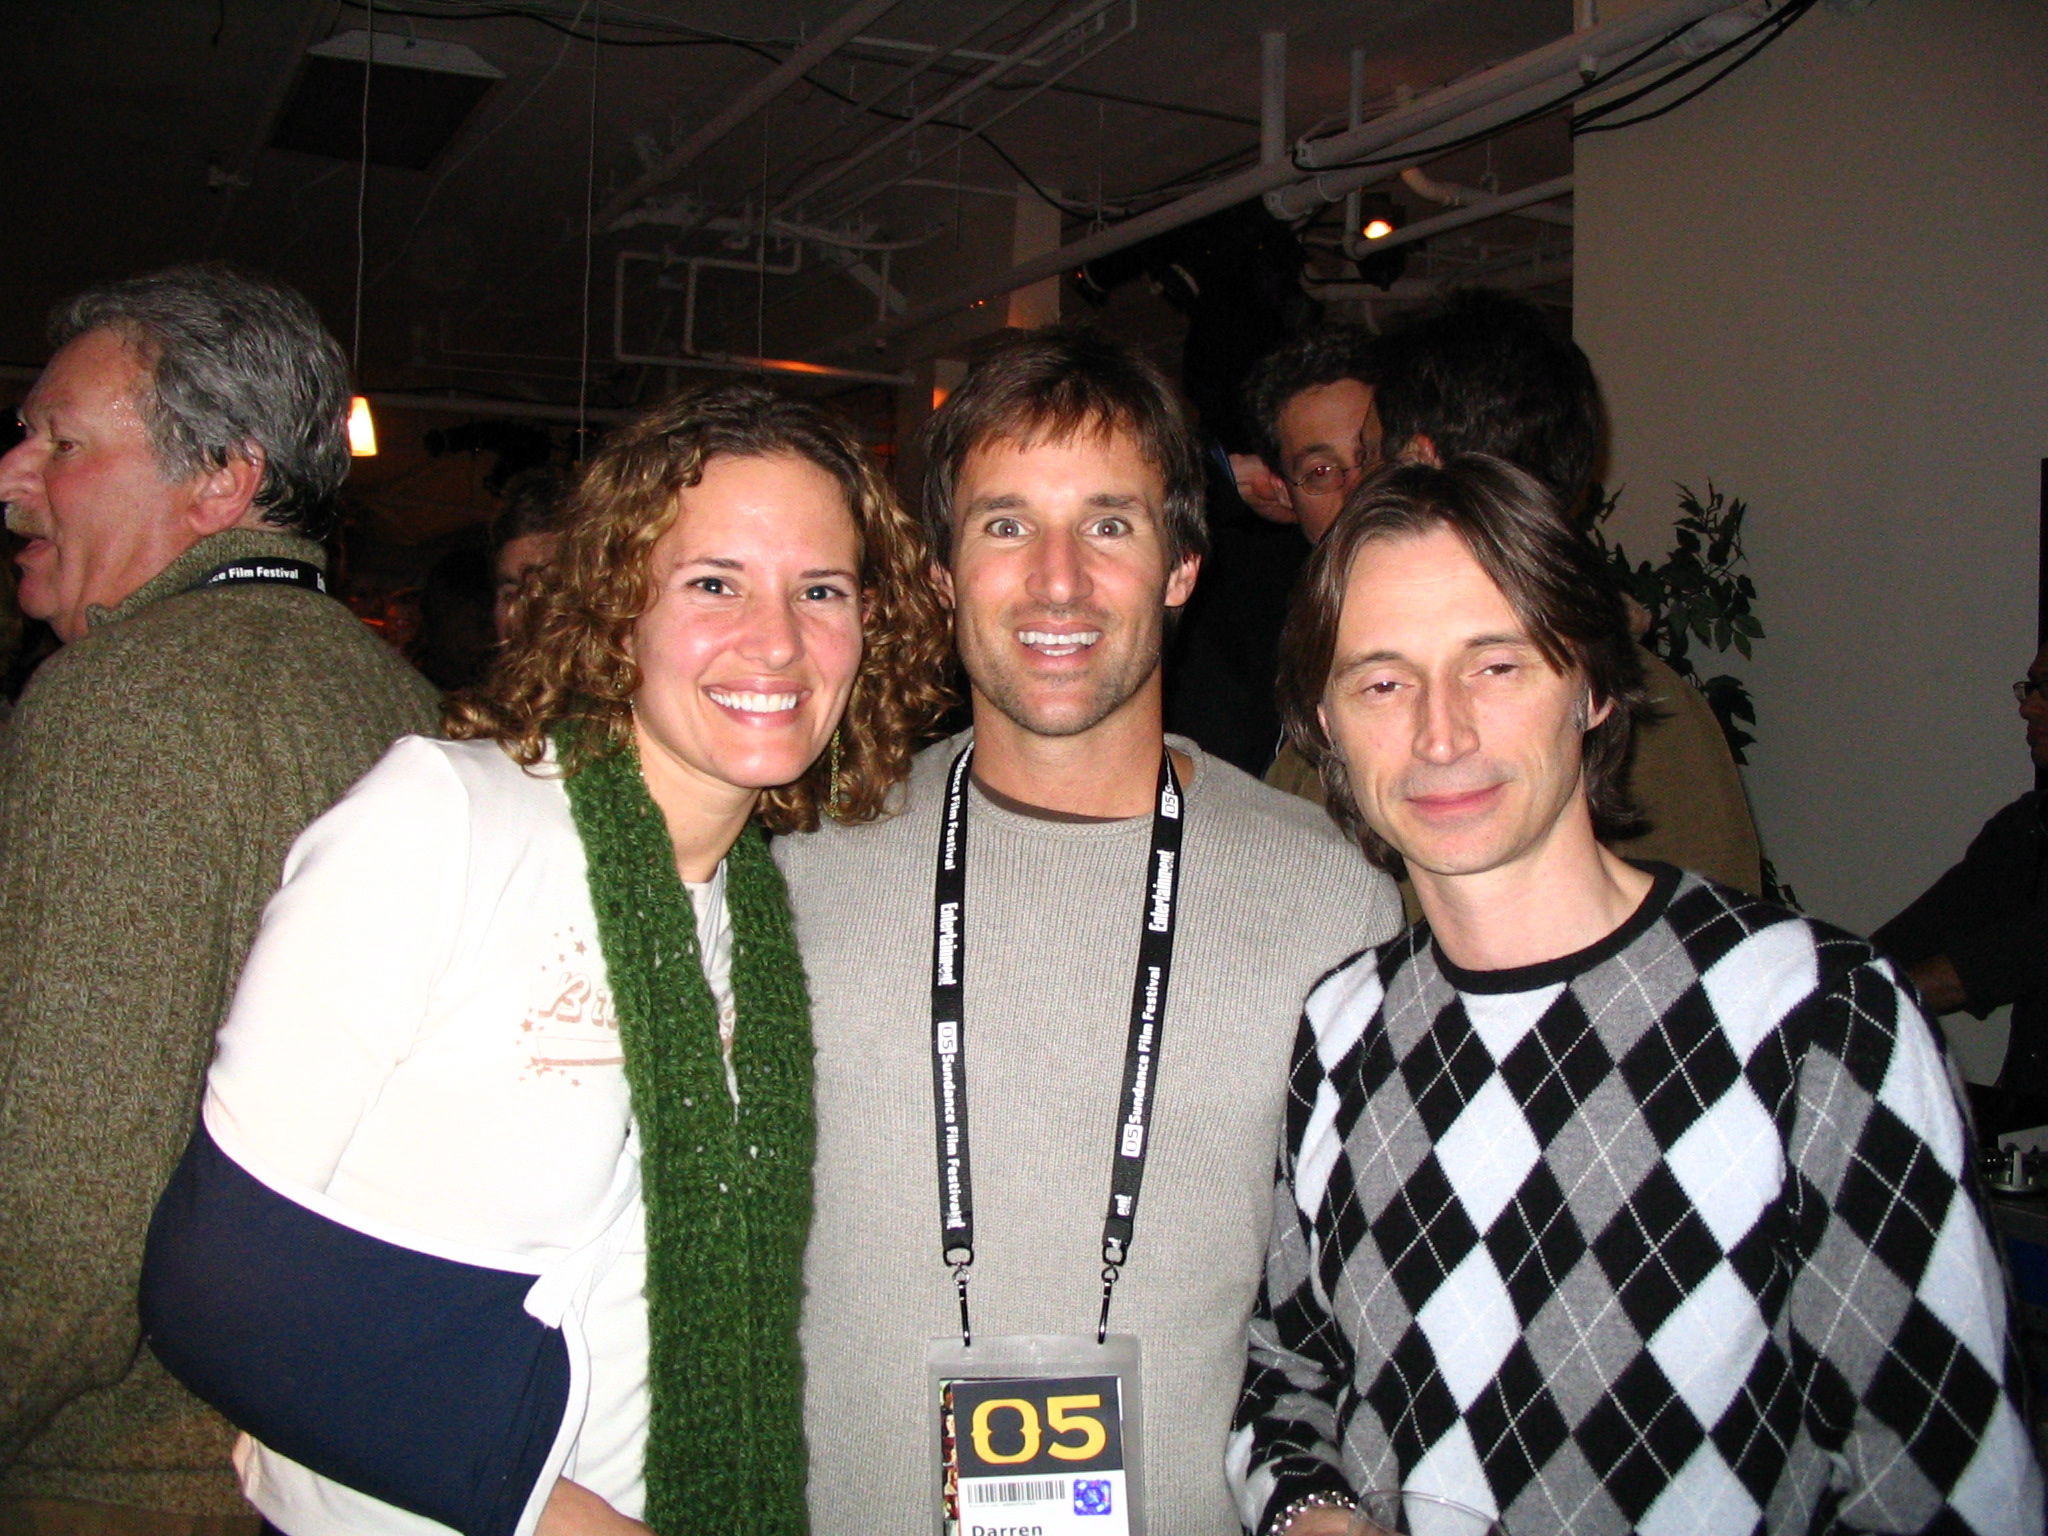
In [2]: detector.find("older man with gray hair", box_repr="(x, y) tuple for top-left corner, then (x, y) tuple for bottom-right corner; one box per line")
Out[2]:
(0, 265), (437, 1536)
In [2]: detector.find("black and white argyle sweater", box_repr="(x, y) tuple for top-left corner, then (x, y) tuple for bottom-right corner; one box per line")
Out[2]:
(1230, 866), (2042, 1536)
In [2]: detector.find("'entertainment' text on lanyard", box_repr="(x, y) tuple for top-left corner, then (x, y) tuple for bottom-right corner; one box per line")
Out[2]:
(928, 743), (1185, 1346)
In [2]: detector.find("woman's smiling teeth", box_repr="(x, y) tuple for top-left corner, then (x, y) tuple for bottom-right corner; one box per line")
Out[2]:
(708, 687), (801, 714)
(1017, 628), (1101, 657)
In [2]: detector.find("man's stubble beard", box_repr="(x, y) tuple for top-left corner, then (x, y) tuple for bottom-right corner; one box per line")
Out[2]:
(960, 605), (1169, 741)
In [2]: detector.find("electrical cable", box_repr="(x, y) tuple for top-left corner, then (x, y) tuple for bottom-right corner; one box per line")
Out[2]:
(337, 0), (1094, 219)
(337, 0), (1228, 229)
(1573, 7), (1788, 128)
(578, 2), (598, 438)
(1291, 16), (1694, 178)
(353, 0), (374, 374)
(757, 102), (770, 359)
(339, 0), (787, 54)
(1573, 0), (1816, 134)
(980, 0), (1072, 59)
(334, 0), (1249, 124)
(364, 0), (589, 291)
(1316, 1), (1817, 178)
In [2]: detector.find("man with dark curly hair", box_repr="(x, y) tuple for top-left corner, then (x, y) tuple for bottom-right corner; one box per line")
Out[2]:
(1246, 293), (1764, 896)
(1235, 321), (1383, 546)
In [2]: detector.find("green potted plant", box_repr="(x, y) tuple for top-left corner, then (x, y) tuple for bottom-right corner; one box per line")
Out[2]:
(1589, 482), (1795, 905)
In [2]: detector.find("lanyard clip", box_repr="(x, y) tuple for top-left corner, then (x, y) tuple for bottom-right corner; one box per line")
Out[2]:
(954, 1261), (973, 1348)
(1096, 1262), (1121, 1345)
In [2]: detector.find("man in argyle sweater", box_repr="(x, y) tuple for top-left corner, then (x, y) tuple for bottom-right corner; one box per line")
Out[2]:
(1229, 456), (2041, 1536)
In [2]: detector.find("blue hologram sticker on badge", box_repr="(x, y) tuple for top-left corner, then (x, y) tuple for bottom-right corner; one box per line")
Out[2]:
(1074, 1478), (1112, 1516)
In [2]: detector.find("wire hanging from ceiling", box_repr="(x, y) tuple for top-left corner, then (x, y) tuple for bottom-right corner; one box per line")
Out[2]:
(1573, 0), (1818, 134)
(353, 0), (375, 374)
(334, 1), (1253, 124)
(578, 2), (599, 438)
(757, 101), (770, 359)
(1297, 0), (1818, 178)
(366, 0), (591, 292)
(333, 0), (1226, 223)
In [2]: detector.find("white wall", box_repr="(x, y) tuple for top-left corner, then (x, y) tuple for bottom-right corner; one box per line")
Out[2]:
(1575, 0), (2048, 966)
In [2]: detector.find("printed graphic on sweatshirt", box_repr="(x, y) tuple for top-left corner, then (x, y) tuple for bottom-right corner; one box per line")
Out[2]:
(519, 927), (620, 1084)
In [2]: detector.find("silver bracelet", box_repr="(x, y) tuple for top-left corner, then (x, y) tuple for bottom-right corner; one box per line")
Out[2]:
(1270, 1489), (1357, 1536)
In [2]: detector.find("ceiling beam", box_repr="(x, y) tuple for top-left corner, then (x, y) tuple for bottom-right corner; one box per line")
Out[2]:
(594, 0), (905, 231)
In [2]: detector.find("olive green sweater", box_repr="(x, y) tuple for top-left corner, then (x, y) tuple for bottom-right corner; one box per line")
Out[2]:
(0, 529), (440, 1515)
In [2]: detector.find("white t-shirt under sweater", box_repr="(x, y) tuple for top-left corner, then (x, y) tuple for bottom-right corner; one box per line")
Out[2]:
(775, 732), (1404, 1535)
(200, 736), (734, 1536)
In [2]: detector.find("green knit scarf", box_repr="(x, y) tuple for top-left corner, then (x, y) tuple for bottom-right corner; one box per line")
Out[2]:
(560, 737), (814, 1534)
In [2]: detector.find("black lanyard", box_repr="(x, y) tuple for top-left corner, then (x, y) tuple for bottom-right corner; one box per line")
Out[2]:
(191, 558), (328, 595)
(929, 743), (1186, 1345)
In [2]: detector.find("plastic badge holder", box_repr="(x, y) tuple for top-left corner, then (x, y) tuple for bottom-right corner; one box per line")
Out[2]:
(929, 1333), (1145, 1536)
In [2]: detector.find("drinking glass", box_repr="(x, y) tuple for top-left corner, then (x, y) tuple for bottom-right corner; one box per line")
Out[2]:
(1346, 1488), (1507, 1536)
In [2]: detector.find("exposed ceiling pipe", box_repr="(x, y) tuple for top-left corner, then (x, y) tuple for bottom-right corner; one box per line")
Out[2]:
(610, 202), (945, 253)
(1260, 32), (1287, 167)
(806, 0), (1136, 225)
(612, 249), (910, 386)
(1304, 255), (1575, 304)
(1399, 168), (1468, 206)
(1265, 2), (1762, 219)
(772, 0), (1124, 220)
(594, 0), (905, 231)
(1292, 0), (1734, 172)
(1355, 175), (1574, 256)
(748, 0), (1037, 224)
(1400, 167), (1573, 226)
(769, 218), (942, 252)
(898, 177), (1024, 198)
(815, 0), (1747, 357)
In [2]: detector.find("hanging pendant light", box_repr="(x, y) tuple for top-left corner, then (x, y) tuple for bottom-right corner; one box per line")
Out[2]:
(348, 395), (379, 456)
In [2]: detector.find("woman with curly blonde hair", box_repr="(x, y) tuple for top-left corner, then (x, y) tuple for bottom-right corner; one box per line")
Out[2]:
(143, 383), (949, 1536)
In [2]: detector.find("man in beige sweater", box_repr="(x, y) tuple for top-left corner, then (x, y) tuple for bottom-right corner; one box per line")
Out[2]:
(778, 328), (1401, 1534)
(0, 266), (438, 1536)
(1243, 296), (1762, 895)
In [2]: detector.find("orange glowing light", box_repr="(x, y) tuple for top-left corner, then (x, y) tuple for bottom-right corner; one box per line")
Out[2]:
(347, 396), (378, 456)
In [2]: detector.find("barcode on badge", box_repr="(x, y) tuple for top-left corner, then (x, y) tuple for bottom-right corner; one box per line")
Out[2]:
(963, 1477), (1066, 1506)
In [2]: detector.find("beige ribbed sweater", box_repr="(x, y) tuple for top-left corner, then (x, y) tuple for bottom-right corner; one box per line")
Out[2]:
(777, 733), (1402, 1535)
(0, 529), (440, 1515)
